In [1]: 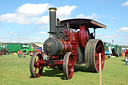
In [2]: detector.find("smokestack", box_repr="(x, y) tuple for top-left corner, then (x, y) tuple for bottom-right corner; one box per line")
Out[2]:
(48, 7), (57, 38)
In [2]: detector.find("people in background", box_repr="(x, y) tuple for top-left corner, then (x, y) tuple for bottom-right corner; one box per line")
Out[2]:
(37, 49), (41, 53)
(23, 53), (26, 58)
(17, 50), (19, 58)
(124, 49), (128, 65)
(43, 53), (48, 60)
(19, 49), (22, 58)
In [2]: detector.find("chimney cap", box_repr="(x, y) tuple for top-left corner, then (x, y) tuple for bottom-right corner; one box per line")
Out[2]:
(49, 7), (57, 11)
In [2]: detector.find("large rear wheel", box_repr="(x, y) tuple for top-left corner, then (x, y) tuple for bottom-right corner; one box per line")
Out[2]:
(85, 39), (105, 72)
(30, 52), (43, 78)
(63, 52), (74, 79)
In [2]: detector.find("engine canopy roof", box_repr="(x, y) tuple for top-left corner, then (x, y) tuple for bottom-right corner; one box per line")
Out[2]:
(61, 18), (106, 29)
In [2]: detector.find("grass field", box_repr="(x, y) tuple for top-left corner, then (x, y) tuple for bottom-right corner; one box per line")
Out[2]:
(0, 55), (128, 85)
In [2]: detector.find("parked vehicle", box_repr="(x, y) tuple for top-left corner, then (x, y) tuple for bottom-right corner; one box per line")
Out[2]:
(3, 43), (31, 54)
(0, 44), (9, 55)
(22, 44), (31, 54)
(6, 43), (21, 53)
(103, 42), (123, 57)
(109, 45), (122, 57)
(104, 42), (111, 58)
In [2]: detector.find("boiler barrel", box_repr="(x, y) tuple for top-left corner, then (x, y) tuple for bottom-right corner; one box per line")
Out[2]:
(43, 38), (73, 56)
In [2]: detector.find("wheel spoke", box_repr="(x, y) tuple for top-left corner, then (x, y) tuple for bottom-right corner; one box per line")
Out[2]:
(96, 45), (102, 51)
(35, 73), (40, 77)
(95, 59), (99, 65)
(69, 67), (74, 78)
(34, 67), (37, 73)
(95, 51), (99, 60)
(68, 62), (72, 67)
(95, 54), (99, 58)
(39, 66), (43, 74)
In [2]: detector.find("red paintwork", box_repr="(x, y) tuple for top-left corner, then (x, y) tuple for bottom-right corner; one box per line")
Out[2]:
(69, 32), (78, 45)
(79, 26), (90, 48)
(40, 60), (63, 65)
(61, 31), (79, 65)
(60, 40), (71, 55)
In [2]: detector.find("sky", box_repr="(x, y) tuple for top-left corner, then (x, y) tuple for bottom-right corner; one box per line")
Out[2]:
(0, 0), (128, 45)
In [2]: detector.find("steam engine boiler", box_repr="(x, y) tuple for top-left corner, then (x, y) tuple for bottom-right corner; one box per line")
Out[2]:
(30, 7), (106, 79)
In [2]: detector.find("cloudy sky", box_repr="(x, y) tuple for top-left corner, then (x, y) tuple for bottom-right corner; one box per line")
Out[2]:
(0, 0), (128, 45)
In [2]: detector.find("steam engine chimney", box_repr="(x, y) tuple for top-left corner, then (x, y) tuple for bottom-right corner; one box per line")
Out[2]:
(48, 7), (57, 38)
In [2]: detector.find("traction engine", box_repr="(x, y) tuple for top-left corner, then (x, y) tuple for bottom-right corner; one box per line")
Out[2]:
(30, 7), (106, 79)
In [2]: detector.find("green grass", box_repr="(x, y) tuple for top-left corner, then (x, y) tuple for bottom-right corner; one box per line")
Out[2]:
(0, 55), (128, 85)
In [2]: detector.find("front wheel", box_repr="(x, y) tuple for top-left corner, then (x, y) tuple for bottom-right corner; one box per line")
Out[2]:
(30, 52), (44, 78)
(63, 52), (74, 79)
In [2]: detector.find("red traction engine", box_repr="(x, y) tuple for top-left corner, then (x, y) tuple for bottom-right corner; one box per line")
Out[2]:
(30, 7), (106, 79)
